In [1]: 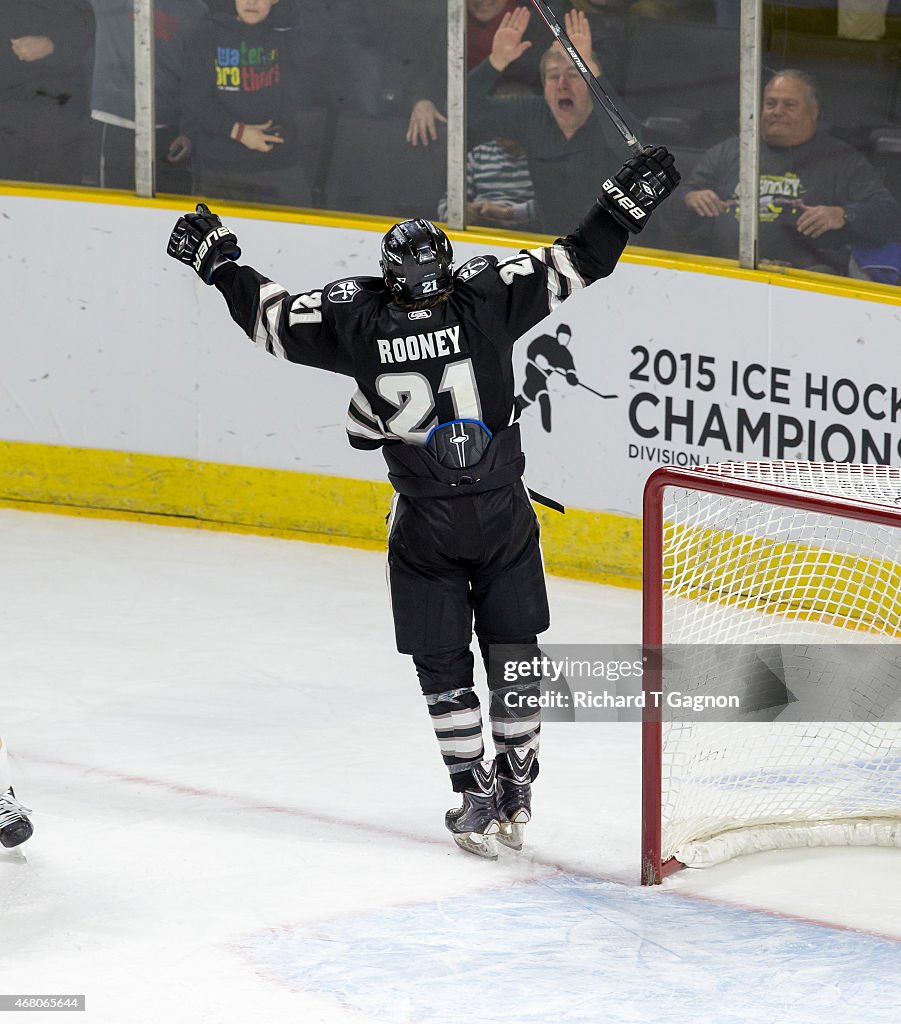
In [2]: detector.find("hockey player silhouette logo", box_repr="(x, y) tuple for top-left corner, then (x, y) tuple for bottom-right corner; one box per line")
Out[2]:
(514, 323), (616, 433)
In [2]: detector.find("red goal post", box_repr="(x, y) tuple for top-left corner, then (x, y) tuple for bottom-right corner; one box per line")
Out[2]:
(641, 461), (901, 885)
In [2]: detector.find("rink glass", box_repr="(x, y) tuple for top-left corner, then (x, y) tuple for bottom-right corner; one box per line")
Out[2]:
(2, 0), (899, 289)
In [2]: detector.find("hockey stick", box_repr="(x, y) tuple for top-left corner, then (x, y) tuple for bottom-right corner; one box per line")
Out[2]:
(551, 368), (617, 399)
(525, 0), (643, 154)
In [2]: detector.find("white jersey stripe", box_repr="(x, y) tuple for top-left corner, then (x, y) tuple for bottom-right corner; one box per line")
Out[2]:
(253, 282), (288, 357)
(545, 260), (564, 313)
(346, 416), (385, 441)
(349, 396), (382, 432)
(548, 243), (586, 291)
(263, 298), (286, 359)
(347, 389), (389, 444)
(530, 243), (588, 313)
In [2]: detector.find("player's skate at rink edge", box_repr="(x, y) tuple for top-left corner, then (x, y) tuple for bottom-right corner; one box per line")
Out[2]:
(166, 132), (679, 859)
(0, 735), (33, 849)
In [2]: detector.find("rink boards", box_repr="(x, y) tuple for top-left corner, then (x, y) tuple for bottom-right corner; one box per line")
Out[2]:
(1, 187), (900, 584)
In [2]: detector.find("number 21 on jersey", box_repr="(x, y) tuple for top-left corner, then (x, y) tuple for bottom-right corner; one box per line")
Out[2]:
(376, 358), (483, 444)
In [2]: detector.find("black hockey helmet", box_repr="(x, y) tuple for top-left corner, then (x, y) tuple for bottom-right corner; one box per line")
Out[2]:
(380, 219), (454, 303)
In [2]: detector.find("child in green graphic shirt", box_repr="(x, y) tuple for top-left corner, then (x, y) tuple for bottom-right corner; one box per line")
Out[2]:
(180, 0), (313, 206)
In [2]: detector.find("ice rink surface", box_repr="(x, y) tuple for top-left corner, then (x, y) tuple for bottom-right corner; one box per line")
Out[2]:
(2, 508), (900, 1023)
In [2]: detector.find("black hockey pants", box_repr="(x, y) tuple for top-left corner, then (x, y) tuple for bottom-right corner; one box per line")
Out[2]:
(386, 455), (548, 792)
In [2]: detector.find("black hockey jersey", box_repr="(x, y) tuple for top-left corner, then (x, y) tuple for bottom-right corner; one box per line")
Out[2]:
(212, 204), (628, 450)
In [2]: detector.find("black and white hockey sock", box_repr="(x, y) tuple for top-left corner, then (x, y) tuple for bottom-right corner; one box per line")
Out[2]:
(482, 639), (541, 764)
(414, 650), (487, 793)
(424, 686), (486, 792)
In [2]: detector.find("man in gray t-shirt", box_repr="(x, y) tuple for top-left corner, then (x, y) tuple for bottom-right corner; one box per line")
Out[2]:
(678, 69), (901, 275)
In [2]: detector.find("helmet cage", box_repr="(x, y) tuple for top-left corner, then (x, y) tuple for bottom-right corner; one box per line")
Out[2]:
(380, 219), (454, 303)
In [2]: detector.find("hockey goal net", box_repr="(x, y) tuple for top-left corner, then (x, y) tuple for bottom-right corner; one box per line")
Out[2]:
(642, 461), (901, 884)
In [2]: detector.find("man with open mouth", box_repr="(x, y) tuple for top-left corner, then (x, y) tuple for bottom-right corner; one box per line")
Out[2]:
(468, 7), (633, 235)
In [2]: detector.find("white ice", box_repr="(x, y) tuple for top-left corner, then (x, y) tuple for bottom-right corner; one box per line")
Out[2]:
(2, 508), (900, 1023)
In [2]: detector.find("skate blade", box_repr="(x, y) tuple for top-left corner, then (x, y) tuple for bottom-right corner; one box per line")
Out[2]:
(497, 822), (525, 851)
(452, 831), (499, 860)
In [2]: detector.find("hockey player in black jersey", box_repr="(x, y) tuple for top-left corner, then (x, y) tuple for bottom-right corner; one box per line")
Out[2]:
(167, 145), (679, 859)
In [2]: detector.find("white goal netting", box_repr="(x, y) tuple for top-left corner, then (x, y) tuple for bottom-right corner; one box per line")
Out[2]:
(655, 461), (901, 868)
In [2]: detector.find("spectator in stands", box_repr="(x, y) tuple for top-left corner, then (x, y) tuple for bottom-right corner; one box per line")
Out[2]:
(406, 0), (575, 147)
(88, 0), (207, 193)
(179, 0), (313, 206)
(467, 7), (629, 235)
(437, 135), (538, 230)
(437, 78), (537, 229)
(0, 1), (94, 186)
(677, 69), (901, 276)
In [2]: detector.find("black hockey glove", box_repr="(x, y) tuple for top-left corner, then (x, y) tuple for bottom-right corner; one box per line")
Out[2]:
(598, 146), (680, 234)
(167, 202), (241, 284)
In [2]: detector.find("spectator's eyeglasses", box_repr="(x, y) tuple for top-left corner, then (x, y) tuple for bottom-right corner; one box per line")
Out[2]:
(544, 68), (584, 86)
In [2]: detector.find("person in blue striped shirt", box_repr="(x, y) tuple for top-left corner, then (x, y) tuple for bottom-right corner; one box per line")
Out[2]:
(438, 131), (538, 230)
(436, 79), (536, 232)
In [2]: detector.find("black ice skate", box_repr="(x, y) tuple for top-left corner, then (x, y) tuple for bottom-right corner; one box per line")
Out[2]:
(445, 759), (500, 860)
(496, 747), (535, 851)
(0, 787), (33, 849)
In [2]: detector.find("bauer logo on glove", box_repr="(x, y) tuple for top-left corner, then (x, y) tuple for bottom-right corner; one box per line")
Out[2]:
(599, 145), (681, 234)
(166, 203), (241, 284)
(601, 180), (648, 225)
(191, 225), (235, 277)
